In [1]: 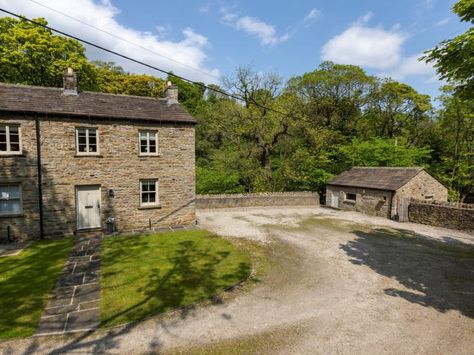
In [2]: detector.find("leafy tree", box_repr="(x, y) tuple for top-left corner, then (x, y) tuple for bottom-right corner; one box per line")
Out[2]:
(338, 138), (432, 168)
(287, 61), (374, 137)
(94, 61), (165, 97)
(0, 17), (96, 90)
(196, 167), (244, 194)
(363, 80), (432, 142)
(222, 66), (291, 190)
(422, 0), (474, 98)
(432, 87), (474, 201)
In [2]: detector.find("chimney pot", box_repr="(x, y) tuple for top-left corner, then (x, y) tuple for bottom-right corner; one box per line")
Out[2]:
(165, 82), (178, 104)
(63, 68), (78, 95)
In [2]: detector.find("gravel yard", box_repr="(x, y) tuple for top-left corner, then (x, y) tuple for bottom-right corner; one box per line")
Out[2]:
(2, 206), (473, 354)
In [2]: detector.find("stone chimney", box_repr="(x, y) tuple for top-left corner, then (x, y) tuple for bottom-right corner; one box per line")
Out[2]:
(63, 67), (78, 95)
(164, 81), (178, 104)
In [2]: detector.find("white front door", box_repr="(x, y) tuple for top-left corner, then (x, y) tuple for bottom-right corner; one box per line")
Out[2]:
(76, 185), (101, 229)
(332, 191), (339, 208)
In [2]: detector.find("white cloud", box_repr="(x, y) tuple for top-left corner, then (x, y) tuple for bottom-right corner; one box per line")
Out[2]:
(221, 8), (290, 46)
(321, 14), (407, 70)
(435, 17), (450, 26)
(0, 0), (220, 82)
(198, 3), (211, 14)
(321, 13), (439, 84)
(304, 8), (321, 23)
(383, 54), (437, 81)
(358, 11), (374, 24)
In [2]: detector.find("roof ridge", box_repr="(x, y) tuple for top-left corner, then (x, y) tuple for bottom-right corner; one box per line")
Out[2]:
(0, 82), (167, 101)
(351, 166), (424, 170)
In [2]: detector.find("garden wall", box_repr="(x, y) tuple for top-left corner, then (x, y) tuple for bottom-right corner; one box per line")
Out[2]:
(196, 192), (320, 209)
(408, 199), (474, 232)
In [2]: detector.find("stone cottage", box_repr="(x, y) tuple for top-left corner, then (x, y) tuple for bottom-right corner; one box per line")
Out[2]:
(0, 69), (196, 241)
(325, 167), (448, 219)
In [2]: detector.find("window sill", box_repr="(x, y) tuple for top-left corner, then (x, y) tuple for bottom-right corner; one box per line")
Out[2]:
(0, 213), (24, 218)
(139, 153), (162, 157)
(138, 204), (162, 210)
(74, 154), (103, 158)
(0, 153), (24, 157)
(343, 200), (356, 205)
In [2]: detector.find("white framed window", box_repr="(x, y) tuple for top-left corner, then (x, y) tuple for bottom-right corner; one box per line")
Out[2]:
(0, 124), (22, 155)
(0, 184), (23, 216)
(76, 127), (99, 155)
(140, 179), (159, 206)
(345, 192), (357, 202)
(139, 130), (158, 155)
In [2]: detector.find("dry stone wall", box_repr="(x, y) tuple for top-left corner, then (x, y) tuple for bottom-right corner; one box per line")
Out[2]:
(196, 192), (320, 209)
(408, 199), (474, 232)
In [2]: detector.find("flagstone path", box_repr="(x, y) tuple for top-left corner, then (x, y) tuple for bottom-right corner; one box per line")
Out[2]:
(36, 236), (102, 335)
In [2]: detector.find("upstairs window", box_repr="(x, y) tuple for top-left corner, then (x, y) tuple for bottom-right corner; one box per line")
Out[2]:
(0, 124), (21, 154)
(140, 179), (159, 206)
(76, 127), (99, 154)
(0, 184), (22, 216)
(139, 131), (158, 155)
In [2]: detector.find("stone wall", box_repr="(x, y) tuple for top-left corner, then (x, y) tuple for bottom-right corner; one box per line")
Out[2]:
(0, 116), (41, 240)
(1, 113), (195, 240)
(196, 192), (319, 209)
(392, 170), (448, 218)
(326, 186), (392, 218)
(408, 199), (474, 232)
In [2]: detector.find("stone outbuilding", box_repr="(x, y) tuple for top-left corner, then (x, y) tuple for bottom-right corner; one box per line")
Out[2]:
(0, 69), (196, 241)
(325, 167), (448, 219)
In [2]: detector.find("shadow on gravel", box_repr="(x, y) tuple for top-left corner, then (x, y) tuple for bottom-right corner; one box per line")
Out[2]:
(341, 228), (474, 318)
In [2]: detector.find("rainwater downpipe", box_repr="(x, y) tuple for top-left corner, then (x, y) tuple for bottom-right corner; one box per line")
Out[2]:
(35, 113), (44, 239)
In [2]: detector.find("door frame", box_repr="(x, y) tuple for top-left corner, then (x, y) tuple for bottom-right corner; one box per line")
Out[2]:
(332, 191), (340, 208)
(75, 184), (102, 230)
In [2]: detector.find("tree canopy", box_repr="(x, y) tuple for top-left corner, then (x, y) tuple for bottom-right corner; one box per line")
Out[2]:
(422, 0), (474, 98)
(1, 13), (473, 202)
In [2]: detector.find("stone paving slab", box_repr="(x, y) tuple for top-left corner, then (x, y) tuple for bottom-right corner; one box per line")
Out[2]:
(36, 236), (102, 336)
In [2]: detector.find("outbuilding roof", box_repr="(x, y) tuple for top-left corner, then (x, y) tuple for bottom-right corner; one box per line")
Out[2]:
(327, 167), (425, 191)
(0, 83), (196, 124)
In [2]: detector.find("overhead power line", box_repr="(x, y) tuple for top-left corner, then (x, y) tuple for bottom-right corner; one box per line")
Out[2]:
(27, 0), (221, 81)
(0, 8), (297, 120)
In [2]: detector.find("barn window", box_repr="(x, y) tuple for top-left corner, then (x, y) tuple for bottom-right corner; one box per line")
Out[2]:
(0, 184), (23, 216)
(139, 131), (158, 155)
(0, 124), (22, 154)
(76, 127), (99, 154)
(345, 193), (357, 202)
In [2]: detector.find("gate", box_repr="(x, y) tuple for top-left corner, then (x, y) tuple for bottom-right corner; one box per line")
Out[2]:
(398, 198), (410, 222)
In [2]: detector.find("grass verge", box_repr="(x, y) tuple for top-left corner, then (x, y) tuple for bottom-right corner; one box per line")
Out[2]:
(100, 230), (252, 327)
(0, 238), (73, 339)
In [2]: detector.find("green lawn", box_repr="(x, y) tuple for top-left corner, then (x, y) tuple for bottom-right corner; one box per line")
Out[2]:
(0, 238), (73, 339)
(100, 230), (251, 327)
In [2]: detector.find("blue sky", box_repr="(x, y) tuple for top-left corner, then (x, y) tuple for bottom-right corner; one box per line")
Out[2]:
(0, 0), (469, 100)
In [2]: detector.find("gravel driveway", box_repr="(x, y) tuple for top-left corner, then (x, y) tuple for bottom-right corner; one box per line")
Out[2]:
(2, 207), (473, 354)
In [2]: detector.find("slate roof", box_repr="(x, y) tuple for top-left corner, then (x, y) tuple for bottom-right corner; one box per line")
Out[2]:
(327, 167), (425, 191)
(0, 83), (196, 124)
